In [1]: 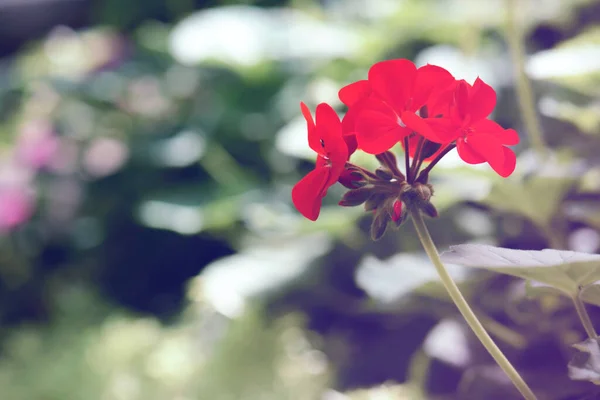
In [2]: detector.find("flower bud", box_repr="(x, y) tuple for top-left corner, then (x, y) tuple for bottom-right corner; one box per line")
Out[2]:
(339, 186), (374, 207)
(375, 151), (404, 180)
(391, 200), (408, 226)
(400, 183), (438, 219)
(338, 169), (368, 189)
(370, 208), (388, 241)
(414, 182), (433, 203)
(420, 201), (438, 218)
(364, 193), (386, 212)
(375, 168), (393, 181)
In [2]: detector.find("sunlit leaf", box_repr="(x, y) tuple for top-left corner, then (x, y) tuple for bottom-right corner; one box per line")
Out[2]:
(199, 233), (332, 317)
(441, 244), (600, 297)
(423, 319), (471, 368)
(343, 383), (422, 400)
(568, 338), (600, 385)
(527, 26), (600, 96)
(482, 176), (575, 227)
(355, 253), (470, 304)
(581, 283), (600, 308)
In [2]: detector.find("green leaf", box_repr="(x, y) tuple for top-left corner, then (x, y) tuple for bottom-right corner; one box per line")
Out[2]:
(524, 279), (600, 308)
(581, 283), (600, 307)
(482, 175), (575, 227)
(441, 244), (600, 297)
(568, 338), (600, 385)
(528, 26), (600, 97)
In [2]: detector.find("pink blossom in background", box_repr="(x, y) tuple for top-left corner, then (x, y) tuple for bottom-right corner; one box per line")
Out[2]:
(0, 186), (34, 231)
(16, 120), (60, 170)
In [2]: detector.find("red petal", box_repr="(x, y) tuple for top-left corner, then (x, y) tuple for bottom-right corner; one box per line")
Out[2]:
(301, 102), (320, 154)
(315, 103), (348, 162)
(467, 133), (506, 173)
(427, 81), (458, 117)
(355, 99), (408, 154)
(403, 112), (459, 144)
(472, 119), (520, 146)
(468, 77), (497, 121)
(343, 133), (358, 157)
(496, 146), (517, 177)
(454, 81), (470, 121)
(456, 137), (486, 164)
(292, 167), (330, 221)
(401, 111), (447, 143)
(327, 152), (348, 187)
(368, 59), (417, 112)
(412, 64), (455, 110)
(501, 129), (520, 146)
(339, 80), (371, 106)
(341, 102), (364, 155)
(341, 103), (360, 134)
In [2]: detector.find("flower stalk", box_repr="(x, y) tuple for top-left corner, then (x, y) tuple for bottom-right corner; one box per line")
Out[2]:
(572, 293), (598, 340)
(408, 206), (537, 400)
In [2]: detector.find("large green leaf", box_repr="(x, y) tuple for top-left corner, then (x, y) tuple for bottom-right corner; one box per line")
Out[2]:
(441, 244), (600, 298)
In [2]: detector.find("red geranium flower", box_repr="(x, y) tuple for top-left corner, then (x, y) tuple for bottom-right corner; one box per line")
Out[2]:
(339, 59), (454, 154)
(292, 102), (350, 221)
(402, 78), (519, 177)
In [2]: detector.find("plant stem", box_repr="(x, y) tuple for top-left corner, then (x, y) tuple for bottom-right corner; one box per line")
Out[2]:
(409, 136), (425, 181)
(505, 0), (547, 160)
(404, 137), (411, 182)
(541, 223), (565, 250)
(572, 294), (597, 339)
(416, 144), (455, 181)
(408, 207), (537, 400)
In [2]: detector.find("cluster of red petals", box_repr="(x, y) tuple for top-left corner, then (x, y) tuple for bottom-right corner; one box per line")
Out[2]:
(401, 77), (519, 177)
(292, 58), (520, 221)
(340, 59), (455, 154)
(291, 103), (355, 221)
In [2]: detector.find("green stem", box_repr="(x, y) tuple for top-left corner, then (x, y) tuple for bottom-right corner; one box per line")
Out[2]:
(541, 223), (565, 250)
(200, 141), (249, 187)
(505, 0), (547, 160)
(409, 207), (537, 400)
(572, 294), (597, 339)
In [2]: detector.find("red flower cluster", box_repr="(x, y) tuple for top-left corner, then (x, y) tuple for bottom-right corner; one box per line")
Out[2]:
(291, 103), (354, 221)
(292, 59), (519, 234)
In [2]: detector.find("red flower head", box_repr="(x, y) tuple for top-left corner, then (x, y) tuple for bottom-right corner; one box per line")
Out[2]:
(339, 59), (454, 154)
(292, 102), (351, 221)
(291, 58), (521, 237)
(403, 78), (519, 177)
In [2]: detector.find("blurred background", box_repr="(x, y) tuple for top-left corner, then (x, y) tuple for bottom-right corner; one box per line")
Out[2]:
(0, 0), (599, 399)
